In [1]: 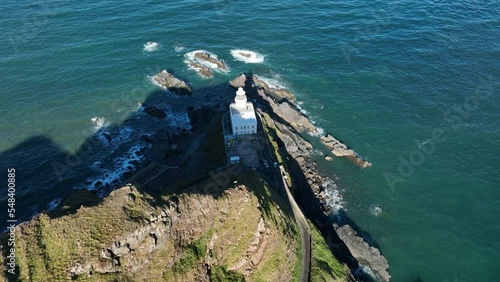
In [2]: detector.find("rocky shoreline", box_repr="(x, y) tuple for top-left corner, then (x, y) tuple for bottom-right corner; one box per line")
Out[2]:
(5, 67), (387, 281)
(235, 73), (389, 281)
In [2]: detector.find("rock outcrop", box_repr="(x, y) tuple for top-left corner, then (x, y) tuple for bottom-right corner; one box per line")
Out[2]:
(248, 74), (371, 168)
(255, 87), (318, 133)
(248, 74), (388, 280)
(7, 173), (333, 281)
(320, 134), (372, 168)
(193, 51), (228, 71)
(187, 61), (212, 78)
(142, 103), (167, 119)
(336, 225), (391, 282)
(153, 70), (192, 95)
(229, 74), (246, 88)
(253, 75), (296, 101)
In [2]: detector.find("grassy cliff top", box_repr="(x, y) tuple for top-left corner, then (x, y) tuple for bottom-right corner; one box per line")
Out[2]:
(2, 168), (347, 282)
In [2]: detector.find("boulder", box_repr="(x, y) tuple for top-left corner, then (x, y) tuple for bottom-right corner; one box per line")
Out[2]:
(142, 104), (167, 119)
(229, 74), (247, 88)
(153, 70), (192, 95)
(187, 61), (212, 78)
(193, 51), (228, 71)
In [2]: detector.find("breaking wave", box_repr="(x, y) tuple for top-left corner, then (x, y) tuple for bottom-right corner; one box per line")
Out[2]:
(143, 41), (160, 52)
(230, 49), (265, 63)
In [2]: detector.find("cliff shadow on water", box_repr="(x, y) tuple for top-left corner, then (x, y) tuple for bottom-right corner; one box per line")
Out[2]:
(0, 75), (389, 281)
(0, 80), (310, 280)
(0, 82), (236, 226)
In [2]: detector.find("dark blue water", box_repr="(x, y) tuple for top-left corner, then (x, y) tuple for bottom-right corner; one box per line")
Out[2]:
(1, 1), (499, 281)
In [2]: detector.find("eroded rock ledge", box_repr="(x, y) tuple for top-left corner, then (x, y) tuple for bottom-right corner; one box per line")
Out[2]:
(241, 73), (389, 281)
(336, 225), (390, 282)
(249, 74), (371, 168)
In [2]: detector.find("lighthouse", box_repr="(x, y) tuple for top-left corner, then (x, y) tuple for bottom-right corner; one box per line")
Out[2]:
(229, 87), (257, 135)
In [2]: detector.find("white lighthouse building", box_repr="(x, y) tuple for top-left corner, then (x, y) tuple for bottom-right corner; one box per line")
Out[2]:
(230, 87), (257, 135)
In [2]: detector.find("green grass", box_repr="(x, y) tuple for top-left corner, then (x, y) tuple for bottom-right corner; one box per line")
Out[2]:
(259, 112), (284, 165)
(310, 222), (348, 282)
(210, 266), (245, 282)
(163, 231), (213, 279)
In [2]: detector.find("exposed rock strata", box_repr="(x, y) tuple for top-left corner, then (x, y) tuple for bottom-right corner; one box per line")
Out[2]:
(153, 70), (192, 95)
(249, 74), (371, 168)
(336, 225), (391, 282)
(245, 74), (389, 280)
(253, 75), (296, 101)
(320, 134), (372, 168)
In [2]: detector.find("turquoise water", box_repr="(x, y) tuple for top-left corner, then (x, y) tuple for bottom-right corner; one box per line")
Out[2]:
(1, 1), (499, 281)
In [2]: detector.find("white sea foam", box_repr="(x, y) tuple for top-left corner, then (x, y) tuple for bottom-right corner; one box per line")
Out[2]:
(254, 74), (287, 90)
(321, 178), (344, 213)
(91, 116), (108, 133)
(48, 198), (61, 211)
(143, 41), (160, 52)
(174, 45), (186, 52)
(370, 205), (383, 217)
(85, 144), (147, 196)
(312, 149), (324, 156)
(230, 49), (265, 63)
(167, 111), (192, 130)
(110, 126), (133, 145)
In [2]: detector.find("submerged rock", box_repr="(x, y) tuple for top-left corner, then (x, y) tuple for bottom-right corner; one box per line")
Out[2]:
(153, 70), (192, 95)
(142, 103), (167, 119)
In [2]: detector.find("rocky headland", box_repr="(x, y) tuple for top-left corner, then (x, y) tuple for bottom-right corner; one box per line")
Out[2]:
(1, 70), (386, 281)
(238, 73), (389, 281)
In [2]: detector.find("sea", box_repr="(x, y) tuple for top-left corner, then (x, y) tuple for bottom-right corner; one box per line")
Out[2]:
(0, 1), (499, 281)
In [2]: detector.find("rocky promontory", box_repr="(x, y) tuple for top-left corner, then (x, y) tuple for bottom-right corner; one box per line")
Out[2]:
(320, 134), (372, 168)
(250, 74), (371, 168)
(153, 70), (192, 95)
(239, 73), (389, 281)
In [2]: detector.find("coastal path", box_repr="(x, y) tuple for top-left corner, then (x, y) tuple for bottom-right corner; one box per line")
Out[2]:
(279, 165), (311, 282)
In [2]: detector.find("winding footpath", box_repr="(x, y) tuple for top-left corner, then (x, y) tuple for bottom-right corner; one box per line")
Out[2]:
(279, 165), (311, 282)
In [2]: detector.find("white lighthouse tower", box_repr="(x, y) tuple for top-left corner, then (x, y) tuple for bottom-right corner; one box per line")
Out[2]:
(229, 87), (257, 135)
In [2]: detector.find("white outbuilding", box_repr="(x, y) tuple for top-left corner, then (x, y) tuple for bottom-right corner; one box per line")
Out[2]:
(230, 87), (257, 135)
